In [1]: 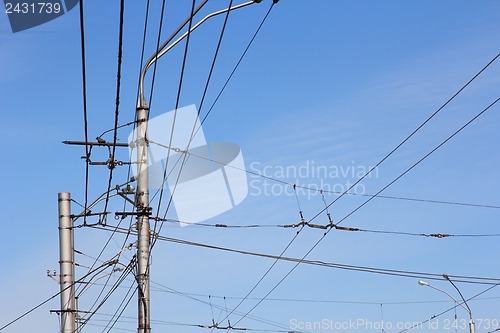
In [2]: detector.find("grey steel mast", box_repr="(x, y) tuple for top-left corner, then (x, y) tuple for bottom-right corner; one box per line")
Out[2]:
(134, 2), (258, 332)
(58, 192), (77, 333)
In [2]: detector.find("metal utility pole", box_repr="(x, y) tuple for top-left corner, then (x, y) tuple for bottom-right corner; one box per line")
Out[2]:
(58, 192), (77, 333)
(419, 279), (475, 333)
(135, 104), (151, 333)
(133, 2), (259, 332)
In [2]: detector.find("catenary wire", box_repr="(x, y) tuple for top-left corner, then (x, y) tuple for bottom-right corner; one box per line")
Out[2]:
(151, 0), (210, 239)
(100, 284), (137, 333)
(224, 94), (500, 323)
(79, 11), (496, 332)
(147, 135), (500, 209)
(0, 261), (115, 331)
(155, 217), (500, 239)
(144, 10), (275, 325)
(150, 281), (298, 331)
(105, 0), (155, 282)
(43, 2), (500, 332)
(98, 121), (136, 140)
(152, 0), (198, 239)
(148, 6), (291, 329)
(142, 0), (210, 113)
(78, 257), (134, 314)
(83, 315), (298, 332)
(78, 258), (136, 331)
(213, 223), (305, 331)
(151, 289), (500, 306)
(332, 97), (500, 228)
(145, 0), (277, 207)
(229, 96), (500, 326)
(84, 323), (135, 332)
(77, 254), (131, 317)
(144, 0), (279, 241)
(84, 42), (498, 333)
(78, 0), (90, 225)
(149, 0), (269, 273)
(198, 0), (234, 113)
(144, 0), (167, 112)
(84, 319), (297, 333)
(102, 0), (125, 224)
(143, 0), (212, 206)
(141, 3), (203, 319)
(396, 281), (500, 333)
(307, 52), (500, 226)
(146, 0), (276, 210)
(199, 0), (278, 129)
(71, 280), (298, 331)
(62, 257), (132, 330)
(87, 223), (500, 285)
(80, 0), (130, 286)
(131, 0), (197, 300)
(171, 146), (500, 210)
(111, 0), (153, 275)
(77, 261), (134, 327)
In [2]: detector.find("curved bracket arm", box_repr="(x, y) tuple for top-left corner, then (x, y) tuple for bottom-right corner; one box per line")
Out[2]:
(137, 0), (258, 109)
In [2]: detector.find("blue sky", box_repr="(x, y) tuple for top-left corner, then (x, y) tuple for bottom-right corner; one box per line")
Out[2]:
(1, 1), (500, 332)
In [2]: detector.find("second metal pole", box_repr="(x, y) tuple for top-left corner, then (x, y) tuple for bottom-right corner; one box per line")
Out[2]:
(58, 192), (77, 333)
(136, 106), (151, 333)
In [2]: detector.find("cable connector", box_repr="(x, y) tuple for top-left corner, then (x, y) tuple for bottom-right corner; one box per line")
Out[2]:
(108, 259), (119, 266)
(429, 233), (450, 238)
(334, 225), (361, 232)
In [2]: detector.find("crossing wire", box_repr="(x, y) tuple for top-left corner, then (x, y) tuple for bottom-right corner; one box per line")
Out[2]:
(80, 0), (130, 298)
(229, 97), (500, 327)
(147, 0), (277, 216)
(151, 289), (500, 305)
(79, 0), (153, 305)
(83, 314), (298, 332)
(88, 223), (500, 285)
(332, 97), (499, 228)
(396, 281), (500, 333)
(102, 0), (126, 224)
(173, 146), (500, 210)
(78, 0), (90, 225)
(149, 0), (268, 256)
(206, 53), (500, 327)
(85, 9), (498, 333)
(150, 282), (299, 331)
(151, 0), (202, 246)
(100, 284), (137, 333)
(150, 0), (274, 254)
(0, 261), (115, 331)
(85, 319), (296, 333)
(138, 3), (310, 330)
(199, 0), (281, 128)
(143, 0), (211, 207)
(308, 52), (500, 226)
(156, 217), (500, 239)
(78, 258), (136, 332)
